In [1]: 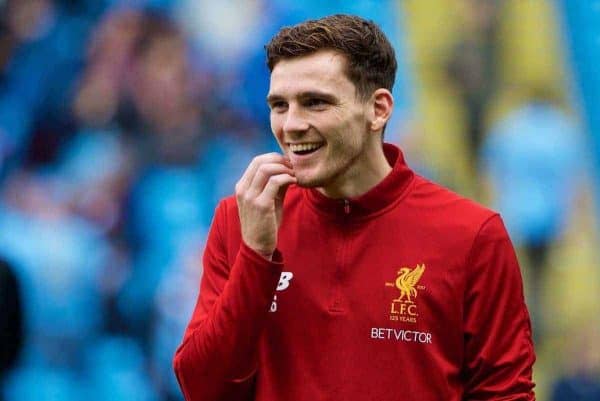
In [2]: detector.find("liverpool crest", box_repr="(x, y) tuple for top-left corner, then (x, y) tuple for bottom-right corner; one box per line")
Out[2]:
(385, 264), (426, 323)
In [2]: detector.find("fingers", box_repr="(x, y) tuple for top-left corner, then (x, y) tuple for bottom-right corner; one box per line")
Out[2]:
(235, 153), (291, 194)
(256, 173), (297, 205)
(235, 153), (293, 195)
(248, 163), (295, 197)
(235, 153), (296, 258)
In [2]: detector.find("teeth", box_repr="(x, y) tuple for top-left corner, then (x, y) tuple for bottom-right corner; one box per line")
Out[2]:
(289, 143), (323, 152)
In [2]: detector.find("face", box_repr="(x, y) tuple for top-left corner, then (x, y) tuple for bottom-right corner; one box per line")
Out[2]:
(267, 50), (381, 195)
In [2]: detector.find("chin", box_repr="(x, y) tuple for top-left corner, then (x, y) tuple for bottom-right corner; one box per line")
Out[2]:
(294, 174), (325, 188)
(295, 178), (319, 188)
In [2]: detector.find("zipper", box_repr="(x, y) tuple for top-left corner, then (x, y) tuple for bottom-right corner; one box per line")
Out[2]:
(330, 200), (351, 313)
(343, 199), (350, 214)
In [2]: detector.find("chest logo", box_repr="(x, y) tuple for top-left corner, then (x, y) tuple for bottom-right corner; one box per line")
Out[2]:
(385, 264), (426, 323)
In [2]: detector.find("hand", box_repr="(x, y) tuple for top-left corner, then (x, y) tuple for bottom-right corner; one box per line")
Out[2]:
(235, 153), (296, 259)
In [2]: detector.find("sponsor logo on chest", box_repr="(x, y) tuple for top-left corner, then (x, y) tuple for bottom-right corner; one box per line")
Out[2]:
(370, 327), (432, 343)
(372, 263), (433, 344)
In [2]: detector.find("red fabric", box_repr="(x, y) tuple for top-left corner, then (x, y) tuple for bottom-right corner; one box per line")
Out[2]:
(174, 143), (536, 401)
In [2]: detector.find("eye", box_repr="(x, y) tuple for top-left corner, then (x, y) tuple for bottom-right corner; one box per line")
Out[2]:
(270, 101), (288, 112)
(305, 98), (328, 109)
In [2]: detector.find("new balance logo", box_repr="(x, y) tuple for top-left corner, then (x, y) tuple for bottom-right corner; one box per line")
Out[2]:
(270, 271), (293, 312)
(277, 272), (293, 290)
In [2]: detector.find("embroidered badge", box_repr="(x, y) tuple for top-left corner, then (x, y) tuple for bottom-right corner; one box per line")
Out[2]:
(385, 264), (426, 323)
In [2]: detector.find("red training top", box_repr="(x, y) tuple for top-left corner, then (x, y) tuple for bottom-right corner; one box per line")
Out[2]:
(174, 143), (536, 401)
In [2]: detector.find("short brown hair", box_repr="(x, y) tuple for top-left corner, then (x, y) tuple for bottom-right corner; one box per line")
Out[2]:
(265, 14), (397, 101)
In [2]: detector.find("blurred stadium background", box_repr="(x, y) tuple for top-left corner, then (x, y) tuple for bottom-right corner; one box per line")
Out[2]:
(0, 0), (598, 400)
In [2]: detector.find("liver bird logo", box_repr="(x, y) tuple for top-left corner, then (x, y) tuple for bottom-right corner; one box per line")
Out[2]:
(385, 264), (426, 303)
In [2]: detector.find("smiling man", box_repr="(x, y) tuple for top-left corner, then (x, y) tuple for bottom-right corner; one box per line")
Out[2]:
(174, 14), (536, 401)
(266, 48), (392, 199)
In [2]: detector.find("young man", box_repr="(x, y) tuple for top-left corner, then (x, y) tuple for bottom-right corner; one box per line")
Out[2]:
(174, 14), (536, 401)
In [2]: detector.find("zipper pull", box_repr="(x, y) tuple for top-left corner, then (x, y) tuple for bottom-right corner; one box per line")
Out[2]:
(344, 199), (350, 214)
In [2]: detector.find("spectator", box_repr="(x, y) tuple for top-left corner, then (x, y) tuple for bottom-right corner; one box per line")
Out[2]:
(447, 0), (503, 178)
(72, 8), (143, 131)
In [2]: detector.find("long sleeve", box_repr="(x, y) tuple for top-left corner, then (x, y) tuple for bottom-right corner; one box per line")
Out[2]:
(462, 214), (536, 400)
(173, 201), (283, 401)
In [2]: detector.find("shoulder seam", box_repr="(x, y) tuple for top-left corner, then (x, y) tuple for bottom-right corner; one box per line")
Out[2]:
(464, 212), (501, 271)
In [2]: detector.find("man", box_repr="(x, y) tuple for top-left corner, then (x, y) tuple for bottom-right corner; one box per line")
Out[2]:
(174, 14), (535, 401)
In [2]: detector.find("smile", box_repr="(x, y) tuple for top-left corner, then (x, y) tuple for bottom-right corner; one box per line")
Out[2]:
(288, 142), (325, 155)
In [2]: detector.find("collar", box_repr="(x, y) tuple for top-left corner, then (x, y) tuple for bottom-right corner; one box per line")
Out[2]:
(304, 143), (415, 220)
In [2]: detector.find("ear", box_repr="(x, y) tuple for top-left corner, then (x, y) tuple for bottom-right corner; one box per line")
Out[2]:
(369, 89), (394, 133)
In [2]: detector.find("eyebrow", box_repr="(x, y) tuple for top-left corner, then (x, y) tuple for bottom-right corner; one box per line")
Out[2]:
(266, 90), (338, 105)
(266, 94), (284, 105)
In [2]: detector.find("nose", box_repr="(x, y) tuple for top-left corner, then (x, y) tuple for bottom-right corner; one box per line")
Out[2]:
(283, 105), (310, 134)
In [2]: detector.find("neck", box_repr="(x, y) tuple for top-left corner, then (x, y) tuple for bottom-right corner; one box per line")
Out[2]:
(317, 142), (392, 199)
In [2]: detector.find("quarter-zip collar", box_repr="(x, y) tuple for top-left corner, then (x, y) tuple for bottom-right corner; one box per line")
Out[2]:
(304, 143), (415, 220)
